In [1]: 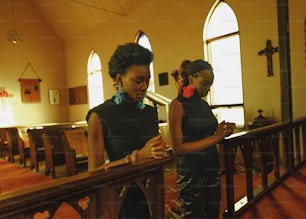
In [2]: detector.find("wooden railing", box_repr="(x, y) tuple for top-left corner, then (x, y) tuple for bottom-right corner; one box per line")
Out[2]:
(222, 117), (306, 218)
(0, 156), (174, 219)
(1, 119), (305, 218)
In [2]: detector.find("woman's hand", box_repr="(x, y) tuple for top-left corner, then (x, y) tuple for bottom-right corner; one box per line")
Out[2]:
(223, 122), (236, 137)
(215, 121), (236, 139)
(138, 134), (167, 160)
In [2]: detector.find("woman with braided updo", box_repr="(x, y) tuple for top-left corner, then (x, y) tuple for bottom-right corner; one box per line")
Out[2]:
(169, 59), (235, 218)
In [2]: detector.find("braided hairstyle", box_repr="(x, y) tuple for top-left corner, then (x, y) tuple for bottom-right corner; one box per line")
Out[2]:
(183, 59), (213, 86)
(178, 59), (213, 98)
(171, 59), (191, 90)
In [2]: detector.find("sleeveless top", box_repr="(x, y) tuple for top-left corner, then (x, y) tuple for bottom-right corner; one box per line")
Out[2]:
(176, 93), (220, 177)
(86, 96), (159, 161)
(86, 96), (156, 218)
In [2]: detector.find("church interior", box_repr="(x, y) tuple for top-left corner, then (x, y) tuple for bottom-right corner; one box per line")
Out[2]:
(0, 0), (305, 218)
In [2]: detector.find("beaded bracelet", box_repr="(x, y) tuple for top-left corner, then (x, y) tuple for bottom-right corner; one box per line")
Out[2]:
(131, 149), (138, 164)
(125, 154), (131, 163)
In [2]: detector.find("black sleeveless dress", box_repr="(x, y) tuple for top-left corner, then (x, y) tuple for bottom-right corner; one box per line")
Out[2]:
(176, 93), (221, 218)
(176, 93), (219, 177)
(86, 96), (159, 219)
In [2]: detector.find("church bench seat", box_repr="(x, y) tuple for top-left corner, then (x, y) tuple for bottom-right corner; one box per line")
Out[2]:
(41, 127), (66, 178)
(27, 128), (45, 172)
(4, 127), (29, 167)
(61, 127), (88, 176)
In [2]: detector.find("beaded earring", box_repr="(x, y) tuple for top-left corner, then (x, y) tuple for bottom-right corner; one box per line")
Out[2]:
(114, 84), (146, 110)
(137, 100), (145, 110)
(114, 84), (126, 105)
(182, 84), (195, 98)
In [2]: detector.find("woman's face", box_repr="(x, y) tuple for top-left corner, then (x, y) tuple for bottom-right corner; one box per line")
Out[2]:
(120, 64), (150, 102)
(190, 69), (214, 97)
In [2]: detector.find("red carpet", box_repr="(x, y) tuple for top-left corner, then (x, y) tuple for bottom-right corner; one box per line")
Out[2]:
(0, 159), (51, 194)
(238, 164), (306, 219)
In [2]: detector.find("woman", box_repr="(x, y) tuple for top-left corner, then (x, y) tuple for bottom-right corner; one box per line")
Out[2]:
(168, 59), (235, 218)
(86, 42), (166, 218)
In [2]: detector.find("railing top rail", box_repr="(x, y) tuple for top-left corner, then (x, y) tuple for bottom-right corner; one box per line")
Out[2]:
(224, 121), (290, 143)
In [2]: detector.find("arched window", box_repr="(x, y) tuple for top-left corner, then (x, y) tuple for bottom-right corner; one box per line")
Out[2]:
(203, 1), (245, 127)
(87, 50), (103, 109)
(135, 30), (155, 92)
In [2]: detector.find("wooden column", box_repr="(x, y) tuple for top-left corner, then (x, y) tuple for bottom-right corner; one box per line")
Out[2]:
(277, 0), (293, 122)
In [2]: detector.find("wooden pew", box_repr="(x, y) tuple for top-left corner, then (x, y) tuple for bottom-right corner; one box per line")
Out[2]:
(27, 128), (45, 172)
(61, 127), (88, 176)
(40, 122), (88, 178)
(41, 127), (66, 178)
(0, 128), (7, 159)
(4, 127), (28, 166)
(0, 156), (175, 219)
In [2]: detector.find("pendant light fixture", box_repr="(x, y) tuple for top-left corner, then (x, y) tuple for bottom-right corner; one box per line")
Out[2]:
(7, 0), (23, 44)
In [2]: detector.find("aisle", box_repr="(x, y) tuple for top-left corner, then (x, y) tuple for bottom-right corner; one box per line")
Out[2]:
(238, 163), (306, 219)
(164, 163), (306, 219)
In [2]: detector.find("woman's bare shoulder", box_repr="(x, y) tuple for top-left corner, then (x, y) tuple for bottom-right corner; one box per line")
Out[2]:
(170, 99), (182, 108)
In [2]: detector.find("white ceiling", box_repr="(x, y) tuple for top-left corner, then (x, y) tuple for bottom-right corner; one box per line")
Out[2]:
(29, 0), (140, 41)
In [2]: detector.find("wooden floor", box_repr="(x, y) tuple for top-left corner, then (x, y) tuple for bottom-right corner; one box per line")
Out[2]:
(3, 155), (68, 179)
(238, 163), (306, 219)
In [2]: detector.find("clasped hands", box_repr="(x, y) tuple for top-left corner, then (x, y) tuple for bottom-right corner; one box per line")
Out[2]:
(140, 134), (167, 160)
(216, 120), (236, 138)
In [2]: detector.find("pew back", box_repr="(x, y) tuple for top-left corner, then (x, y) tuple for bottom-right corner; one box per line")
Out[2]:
(61, 127), (88, 176)
(41, 127), (66, 178)
(27, 128), (45, 172)
(4, 127), (27, 166)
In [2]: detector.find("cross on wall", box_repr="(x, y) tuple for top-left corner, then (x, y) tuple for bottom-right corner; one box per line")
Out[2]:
(258, 39), (278, 77)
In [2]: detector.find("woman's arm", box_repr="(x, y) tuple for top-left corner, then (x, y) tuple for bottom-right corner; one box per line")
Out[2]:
(168, 99), (226, 155)
(87, 112), (106, 171)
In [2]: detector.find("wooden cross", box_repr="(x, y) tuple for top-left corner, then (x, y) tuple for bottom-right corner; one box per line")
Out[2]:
(258, 39), (278, 76)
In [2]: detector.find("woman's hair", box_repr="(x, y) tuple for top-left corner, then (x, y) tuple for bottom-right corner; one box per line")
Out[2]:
(183, 59), (213, 86)
(171, 59), (191, 89)
(176, 59), (213, 98)
(108, 42), (153, 80)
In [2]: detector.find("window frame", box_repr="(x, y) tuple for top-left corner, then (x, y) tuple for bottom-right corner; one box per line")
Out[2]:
(203, 1), (245, 127)
(87, 50), (104, 109)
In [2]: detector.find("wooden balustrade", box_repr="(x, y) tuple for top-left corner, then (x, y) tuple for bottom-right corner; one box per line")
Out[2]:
(0, 156), (174, 219)
(1, 119), (305, 218)
(222, 117), (306, 218)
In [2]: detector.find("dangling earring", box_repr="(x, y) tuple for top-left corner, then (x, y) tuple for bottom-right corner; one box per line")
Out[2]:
(137, 100), (145, 110)
(182, 83), (194, 98)
(114, 84), (126, 105)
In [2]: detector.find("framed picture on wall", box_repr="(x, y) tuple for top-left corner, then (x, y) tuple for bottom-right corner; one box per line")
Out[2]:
(68, 85), (87, 105)
(49, 89), (60, 105)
